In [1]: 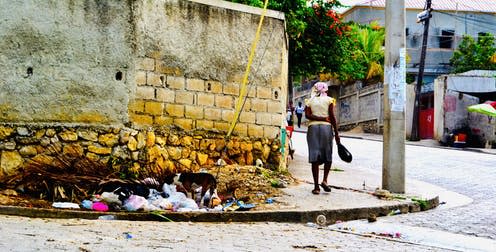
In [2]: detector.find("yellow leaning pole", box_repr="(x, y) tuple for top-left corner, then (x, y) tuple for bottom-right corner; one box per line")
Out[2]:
(225, 0), (269, 138)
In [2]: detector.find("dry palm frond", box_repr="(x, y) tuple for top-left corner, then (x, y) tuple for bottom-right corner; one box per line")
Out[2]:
(0, 142), (179, 203)
(490, 53), (496, 64)
(0, 142), (118, 202)
(366, 61), (383, 80)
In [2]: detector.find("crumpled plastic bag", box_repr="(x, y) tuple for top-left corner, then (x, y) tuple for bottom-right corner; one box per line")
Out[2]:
(101, 192), (121, 205)
(81, 200), (93, 209)
(194, 187), (220, 208)
(147, 189), (162, 201)
(150, 198), (173, 210)
(162, 183), (175, 198)
(143, 201), (160, 211)
(52, 202), (80, 209)
(179, 198), (199, 210)
(92, 201), (109, 212)
(123, 195), (148, 211)
(167, 191), (187, 206)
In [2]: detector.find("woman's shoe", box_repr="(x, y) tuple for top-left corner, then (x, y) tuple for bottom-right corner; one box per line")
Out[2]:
(320, 183), (332, 192)
(311, 188), (320, 195)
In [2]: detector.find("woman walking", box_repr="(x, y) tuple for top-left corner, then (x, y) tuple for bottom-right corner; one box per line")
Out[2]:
(295, 102), (305, 128)
(305, 82), (340, 195)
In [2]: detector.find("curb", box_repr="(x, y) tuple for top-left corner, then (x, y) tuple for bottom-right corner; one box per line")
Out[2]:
(0, 196), (438, 224)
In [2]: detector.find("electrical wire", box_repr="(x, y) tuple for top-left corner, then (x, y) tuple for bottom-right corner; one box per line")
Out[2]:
(434, 10), (496, 31)
(225, 0), (270, 138)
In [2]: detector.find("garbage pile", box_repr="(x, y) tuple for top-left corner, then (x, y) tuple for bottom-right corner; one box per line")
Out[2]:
(52, 176), (256, 213)
(82, 180), (223, 212)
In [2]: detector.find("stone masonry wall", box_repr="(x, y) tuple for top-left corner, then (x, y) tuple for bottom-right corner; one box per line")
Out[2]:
(0, 124), (282, 178)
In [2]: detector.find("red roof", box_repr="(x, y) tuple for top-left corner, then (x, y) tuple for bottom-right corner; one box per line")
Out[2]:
(342, 0), (496, 13)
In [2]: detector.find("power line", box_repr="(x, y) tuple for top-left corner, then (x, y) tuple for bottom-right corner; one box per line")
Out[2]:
(435, 10), (496, 30)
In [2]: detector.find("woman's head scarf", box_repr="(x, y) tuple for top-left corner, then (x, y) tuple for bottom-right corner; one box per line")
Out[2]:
(311, 82), (328, 98)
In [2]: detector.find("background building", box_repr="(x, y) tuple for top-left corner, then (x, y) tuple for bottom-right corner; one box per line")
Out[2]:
(340, 0), (496, 84)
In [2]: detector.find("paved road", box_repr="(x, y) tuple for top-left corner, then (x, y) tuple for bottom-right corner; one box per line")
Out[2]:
(334, 137), (496, 240)
(0, 215), (449, 252)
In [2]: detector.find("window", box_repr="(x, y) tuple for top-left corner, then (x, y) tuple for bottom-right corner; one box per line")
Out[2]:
(478, 32), (489, 41)
(439, 29), (454, 48)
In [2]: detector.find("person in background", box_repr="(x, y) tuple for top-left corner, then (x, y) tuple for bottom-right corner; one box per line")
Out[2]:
(295, 101), (305, 128)
(304, 82), (340, 195)
(286, 108), (293, 126)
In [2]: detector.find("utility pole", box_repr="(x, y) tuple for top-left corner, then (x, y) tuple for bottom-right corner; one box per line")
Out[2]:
(383, 0), (406, 193)
(410, 0), (432, 141)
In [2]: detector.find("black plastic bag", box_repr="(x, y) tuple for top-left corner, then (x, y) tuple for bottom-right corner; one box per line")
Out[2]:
(337, 143), (352, 163)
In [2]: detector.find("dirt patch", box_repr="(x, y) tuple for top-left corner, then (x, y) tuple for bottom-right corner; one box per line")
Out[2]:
(206, 165), (296, 209)
(345, 125), (364, 134)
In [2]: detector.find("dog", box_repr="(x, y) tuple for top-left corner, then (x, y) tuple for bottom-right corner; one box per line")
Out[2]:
(165, 172), (217, 207)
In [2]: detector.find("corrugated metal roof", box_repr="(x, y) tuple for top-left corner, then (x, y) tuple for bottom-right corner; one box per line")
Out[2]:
(342, 0), (496, 13)
(458, 70), (496, 77)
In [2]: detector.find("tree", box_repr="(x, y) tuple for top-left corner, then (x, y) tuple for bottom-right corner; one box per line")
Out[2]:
(287, 1), (345, 78)
(450, 34), (496, 73)
(226, 1), (389, 84)
(225, 0), (345, 79)
(336, 21), (385, 83)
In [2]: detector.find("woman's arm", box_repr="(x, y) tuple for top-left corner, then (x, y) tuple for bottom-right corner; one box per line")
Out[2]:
(305, 106), (328, 122)
(328, 103), (341, 144)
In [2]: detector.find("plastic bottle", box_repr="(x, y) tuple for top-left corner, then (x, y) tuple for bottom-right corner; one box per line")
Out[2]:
(98, 215), (116, 220)
(305, 222), (318, 228)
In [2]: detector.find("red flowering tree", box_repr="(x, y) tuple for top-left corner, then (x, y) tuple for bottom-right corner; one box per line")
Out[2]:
(226, 0), (345, 79)
(287, 0), (345, 77)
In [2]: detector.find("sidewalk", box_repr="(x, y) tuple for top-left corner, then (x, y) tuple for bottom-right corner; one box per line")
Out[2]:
(0, 128), (449, 225)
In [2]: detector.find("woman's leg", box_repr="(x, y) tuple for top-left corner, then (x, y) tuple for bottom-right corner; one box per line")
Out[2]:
(320, 161), (332, 192)
(311, 162), (320, 192)
(322, 162), (331, 184)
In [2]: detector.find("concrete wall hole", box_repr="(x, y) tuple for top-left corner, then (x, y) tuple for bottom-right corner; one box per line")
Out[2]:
(26, 67), (33, 78)
(160, 76), (165, 86)
(115, 71), (123, 81)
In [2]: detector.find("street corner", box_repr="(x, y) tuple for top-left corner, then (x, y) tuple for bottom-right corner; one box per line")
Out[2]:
(0, 182), (440, 224)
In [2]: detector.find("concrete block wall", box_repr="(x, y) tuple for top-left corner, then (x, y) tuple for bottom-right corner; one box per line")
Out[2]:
(129, 56), (283, 138)
(0, 0), (287, 138)
(338, 82), (384, 133)
(0, 0), (134, 124)
(128, 0), (287, 139)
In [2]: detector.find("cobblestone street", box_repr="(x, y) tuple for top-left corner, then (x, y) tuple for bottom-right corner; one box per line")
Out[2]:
(336, 137), (496, 240)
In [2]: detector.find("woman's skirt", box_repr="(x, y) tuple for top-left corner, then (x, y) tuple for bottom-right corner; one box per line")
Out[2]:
(306, 124), (333, 164)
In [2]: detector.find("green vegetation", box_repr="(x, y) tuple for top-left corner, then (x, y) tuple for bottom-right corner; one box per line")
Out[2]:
(450, 34), (496, 73)
(411, 198), (430, 211)
(337, 21), (385, 83)
(226, 0), (386, 83)
(226, 0), (346, 78)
